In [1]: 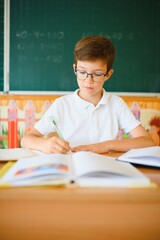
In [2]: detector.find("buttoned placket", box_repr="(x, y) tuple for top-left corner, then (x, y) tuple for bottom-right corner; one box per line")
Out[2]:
(87, 105), (100, 143)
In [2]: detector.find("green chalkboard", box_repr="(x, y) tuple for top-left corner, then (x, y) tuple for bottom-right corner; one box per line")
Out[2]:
(8, 0), (160, 92)
(0, 0), (3, 91)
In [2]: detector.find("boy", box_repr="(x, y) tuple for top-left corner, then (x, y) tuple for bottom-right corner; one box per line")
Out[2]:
(21, 35), (155, 154)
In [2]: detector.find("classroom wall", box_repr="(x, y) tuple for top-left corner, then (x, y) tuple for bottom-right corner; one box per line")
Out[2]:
(0, 94), (160, 148)
(0, 1), (160, 148)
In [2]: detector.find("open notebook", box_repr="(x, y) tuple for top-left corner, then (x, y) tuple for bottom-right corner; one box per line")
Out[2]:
(117, 146), (160, 168)
(0, 148), (41, 161)
(0, 151), (154, 188)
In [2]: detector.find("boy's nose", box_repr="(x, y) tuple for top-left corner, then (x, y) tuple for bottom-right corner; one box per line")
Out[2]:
(85, 74), (94, 84)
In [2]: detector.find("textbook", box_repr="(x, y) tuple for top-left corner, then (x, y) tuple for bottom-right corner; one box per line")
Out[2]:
(117, 146), (160, 168)
(0, 148), (42, 161)
(0, 151), (153, 188)
(0, 148), (38, 161)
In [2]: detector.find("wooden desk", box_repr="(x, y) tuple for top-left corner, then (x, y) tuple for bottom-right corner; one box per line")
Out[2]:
(0, 153), (160, 240)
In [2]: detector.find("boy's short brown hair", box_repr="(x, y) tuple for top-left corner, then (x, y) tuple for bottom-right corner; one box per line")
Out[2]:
(74, 35), (116, 71)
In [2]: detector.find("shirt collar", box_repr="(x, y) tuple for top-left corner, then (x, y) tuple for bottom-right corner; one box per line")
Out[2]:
(97, 89), (110, 106)
(73, 89), (110, 110)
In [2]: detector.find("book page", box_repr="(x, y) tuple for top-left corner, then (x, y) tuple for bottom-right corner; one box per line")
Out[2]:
(71, 151), (151, 188)
(72, 151), (145, 178)
(117, 146), (160, 167)
(0, 148), (38, 161)
(0, 154), (70, 186)
(118, 147), (160, 159)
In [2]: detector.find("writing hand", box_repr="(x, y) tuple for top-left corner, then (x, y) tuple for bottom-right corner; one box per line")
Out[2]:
(40, 136), (71, 154)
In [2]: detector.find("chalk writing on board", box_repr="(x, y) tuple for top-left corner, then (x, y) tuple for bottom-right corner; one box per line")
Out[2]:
(82, 32), (134, 41)
(17, 55), (63, 63)
(17, 42), (64, 51)
(16, 31), (64, 40)
(15, 31), (64, 63)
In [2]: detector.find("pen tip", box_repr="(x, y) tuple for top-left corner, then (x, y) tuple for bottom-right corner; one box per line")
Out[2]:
(49, 115), (56, 125)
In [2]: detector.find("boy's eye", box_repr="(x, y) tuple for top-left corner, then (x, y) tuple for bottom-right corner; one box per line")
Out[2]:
(79, 71), (87, 75)
(94, 73), (103, 77)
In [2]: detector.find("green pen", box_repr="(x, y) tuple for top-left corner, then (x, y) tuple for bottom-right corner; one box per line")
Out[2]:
(49, 116), (64, 140)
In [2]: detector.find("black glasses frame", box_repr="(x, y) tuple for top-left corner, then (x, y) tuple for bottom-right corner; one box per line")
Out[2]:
(74, 67), (108, 82)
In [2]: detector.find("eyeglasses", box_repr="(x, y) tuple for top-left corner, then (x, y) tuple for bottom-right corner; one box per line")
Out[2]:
(74, 67), (107, 83)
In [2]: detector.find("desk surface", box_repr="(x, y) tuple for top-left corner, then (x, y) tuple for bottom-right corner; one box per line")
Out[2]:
(0, 152), (160, 240)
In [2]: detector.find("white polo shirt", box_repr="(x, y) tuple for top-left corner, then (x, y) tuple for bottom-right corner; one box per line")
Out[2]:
(34, 89), (140, 147)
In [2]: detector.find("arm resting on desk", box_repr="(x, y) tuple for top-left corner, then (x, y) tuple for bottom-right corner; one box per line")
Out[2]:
(72, 125), (155, 154)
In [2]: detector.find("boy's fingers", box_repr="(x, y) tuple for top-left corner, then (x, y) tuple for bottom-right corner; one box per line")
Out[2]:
(55, 137), (71, 151)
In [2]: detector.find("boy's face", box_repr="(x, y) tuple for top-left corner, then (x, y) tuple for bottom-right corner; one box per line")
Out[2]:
(73, 60), (113, 100)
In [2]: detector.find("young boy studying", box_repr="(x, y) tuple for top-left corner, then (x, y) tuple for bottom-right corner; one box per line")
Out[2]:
(21, 35), (155, 154)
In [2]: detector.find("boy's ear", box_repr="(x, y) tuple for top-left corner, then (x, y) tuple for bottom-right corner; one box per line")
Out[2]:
(105, 69), (114, 80)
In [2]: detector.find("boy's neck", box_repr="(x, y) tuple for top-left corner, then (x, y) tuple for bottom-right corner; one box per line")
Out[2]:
(78, 89), (103, 106)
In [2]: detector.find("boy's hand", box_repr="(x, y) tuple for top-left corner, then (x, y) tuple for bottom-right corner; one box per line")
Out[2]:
(40, 136), (70, 154)
(72, 143), (107, 154)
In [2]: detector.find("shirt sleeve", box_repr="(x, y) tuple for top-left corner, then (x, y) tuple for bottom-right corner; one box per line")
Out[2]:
(34, 99), (60, 135)
(115, 96), (141, 133)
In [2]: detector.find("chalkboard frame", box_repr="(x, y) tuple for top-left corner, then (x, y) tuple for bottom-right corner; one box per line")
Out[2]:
(0, 0), (160, 94)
